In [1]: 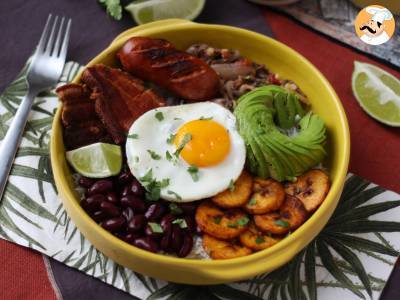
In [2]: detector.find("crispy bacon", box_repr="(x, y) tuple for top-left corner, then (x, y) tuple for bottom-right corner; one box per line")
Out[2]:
(56, 84), (112, 150)
(81, 64), (166, 144)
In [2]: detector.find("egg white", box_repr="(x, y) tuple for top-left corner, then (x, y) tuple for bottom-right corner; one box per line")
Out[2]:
(126, 102), (246, 202)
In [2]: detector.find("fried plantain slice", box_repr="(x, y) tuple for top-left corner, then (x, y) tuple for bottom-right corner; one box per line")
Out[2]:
(212, 171), (253, 208)
(280, 195), (308, 229)
(254, 212), (290, 235)
(284, 169), (330, 212)
(202, 234), (252, 259)
(244, 178), (285, 214)
(195, 201), (249, 240)
(239, 223), (281, 251)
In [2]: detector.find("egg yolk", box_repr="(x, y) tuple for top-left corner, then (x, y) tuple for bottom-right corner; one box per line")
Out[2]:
(174, 120), (231, 167)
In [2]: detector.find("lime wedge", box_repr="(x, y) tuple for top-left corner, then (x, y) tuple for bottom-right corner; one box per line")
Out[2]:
(66, 143), (122, 178)
(126, 0), (205, 25)
(352, 61), (400, 127)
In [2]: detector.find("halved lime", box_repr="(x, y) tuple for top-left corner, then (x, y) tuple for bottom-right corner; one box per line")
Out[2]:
(126, 0), (205, 25)
(352, 61), (400, 127)
(66, 143), (122, 178)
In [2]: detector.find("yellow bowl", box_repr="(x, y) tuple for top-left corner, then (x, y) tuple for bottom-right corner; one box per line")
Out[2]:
(51, 19), (350, 284)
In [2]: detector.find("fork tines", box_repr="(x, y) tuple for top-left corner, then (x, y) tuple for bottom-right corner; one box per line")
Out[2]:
(36, 14), (71, 59)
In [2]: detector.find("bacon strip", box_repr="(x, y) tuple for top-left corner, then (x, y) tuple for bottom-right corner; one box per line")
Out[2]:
(56, 84), (112, 150)
(81, 64), (166, 144)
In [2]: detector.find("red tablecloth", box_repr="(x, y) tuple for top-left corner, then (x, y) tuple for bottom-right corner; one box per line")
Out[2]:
(1, 7), (399, 300)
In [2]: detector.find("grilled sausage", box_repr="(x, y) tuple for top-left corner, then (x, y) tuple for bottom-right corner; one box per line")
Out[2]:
(117, 37), (220, 101)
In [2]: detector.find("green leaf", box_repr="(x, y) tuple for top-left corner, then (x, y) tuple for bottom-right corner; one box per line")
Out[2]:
(187, 164), (199, 182)
(275, 220), (289, 228)
(331, 201), (400, 225)
(327, 220), (400, 233)
(147, 149), (161, 160)
(167, 190), (182, 201)
(316, 239), (365, 299)
(323, 236), (372, 297)
(174, 133), (192, 158)
(167, 133), (176, 144)
(127, 133), (139, 139)
(148, 222), (163, 233)
(228, 179), (235, 192)
(0, 205), (46, 250)
(5, 182), (57, 222)
(288, 251), (305, 300)
(98, 0), (122, 20)
(304, 241), (317, 300)
(169, 203), (183, 215)
(155, 111), (164, 121)
(325, 232), (399, 256)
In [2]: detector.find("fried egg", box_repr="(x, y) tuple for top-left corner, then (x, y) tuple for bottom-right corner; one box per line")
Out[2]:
(126, 102), (246, 202)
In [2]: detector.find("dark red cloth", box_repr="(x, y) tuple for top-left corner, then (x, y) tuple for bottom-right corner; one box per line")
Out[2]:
(264, 10), (400, 194)
(0, 240), (56, 300)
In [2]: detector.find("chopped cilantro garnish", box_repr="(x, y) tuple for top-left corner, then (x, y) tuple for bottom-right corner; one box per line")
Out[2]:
(255, 236), (265, 244)
(147, 150), (161, 160)
(139, 169), (169, 201)
(187, 165), (199, 182)
(166, 133), (176, 144)
(174, 133), (192, 158)
(199, 116), (213, 120)
(134, 156), (139, 163)
(248, 198), (257, 206)
(236, 217), (249, 226)
(167, 190), (182, 201)
(166, 150), (173, 161)
(213, 216), (222, 224)
(228, 179), (235, 192)
(140, 169), (153, 183)
(127, 133), (139, 139)
(275, 220), (290, 228)
(155, 111), (164, 121)
(227, 223), (238, 228)
(172, 218), (188, 229)
(169, 203), (183, 215)
(148, 222), (163, 233)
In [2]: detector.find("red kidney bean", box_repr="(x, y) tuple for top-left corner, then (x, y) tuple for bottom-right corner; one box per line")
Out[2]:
(133, 237), (159, 253)
(122, 207), (134, 222)
(130, 179), (145, 196)
(171, 224), (183, 254)
(127, 214), (146, 233)
(121, 185), (131, 197)
(100, 201), (121, 217)
(160, 214), (175, 230)
(81, 194), (105, 212)
(78, 177), (96, 188)
(118, 171), (133, 186)
(124, 233), (140, 244)
(179, 203), (197, 215)
(101, 217), (125, 232)
(87, 179), (113, 196)
(145, 203), (166, 221)
(145, 224), (163, 239)
(120, 195), (146, 213)
(178, 233), (193, 257)
(106, 192), (118, 204)
(92, 210), (107, 222)
(160, 226), (172, 251)
(183, 216), (195, 233)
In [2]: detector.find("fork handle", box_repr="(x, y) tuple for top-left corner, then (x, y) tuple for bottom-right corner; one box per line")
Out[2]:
(0, 89), (37, 200)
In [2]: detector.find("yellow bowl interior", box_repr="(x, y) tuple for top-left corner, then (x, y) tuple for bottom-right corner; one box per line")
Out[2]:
(51, 19), (350, 284)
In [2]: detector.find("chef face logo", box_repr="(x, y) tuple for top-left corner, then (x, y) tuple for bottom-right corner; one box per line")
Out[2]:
(354, 5), (395, 45)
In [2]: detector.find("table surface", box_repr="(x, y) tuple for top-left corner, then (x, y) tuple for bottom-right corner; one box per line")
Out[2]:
(0, 0), (399, 299)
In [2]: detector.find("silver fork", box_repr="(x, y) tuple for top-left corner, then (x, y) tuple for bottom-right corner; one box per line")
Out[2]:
(0, 14), (71, 200)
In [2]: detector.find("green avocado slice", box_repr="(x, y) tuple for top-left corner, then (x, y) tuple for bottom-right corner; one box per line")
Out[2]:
(234, 85), (327, 182)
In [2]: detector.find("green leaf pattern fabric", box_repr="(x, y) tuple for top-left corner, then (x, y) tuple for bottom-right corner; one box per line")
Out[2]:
(0, 60), (399, 299)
